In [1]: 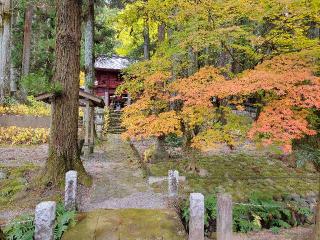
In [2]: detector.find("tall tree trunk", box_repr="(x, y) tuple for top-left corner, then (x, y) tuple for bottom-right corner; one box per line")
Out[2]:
(44, 0), (90, 185)
(0, 0), (11, 102)
(10, 7), (16, 94)
(158, 22), (165, 43)
(84, 0), (95, 155)
(143, 18), (150, 60)
(313, 175), (320, 240)
(22, 4), (33, 76)
(188, 46), (197, 76)
(0, 227), (5, 240)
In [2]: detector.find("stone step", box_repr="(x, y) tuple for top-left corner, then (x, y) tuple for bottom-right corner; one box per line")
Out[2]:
(62, 209), (186, 240)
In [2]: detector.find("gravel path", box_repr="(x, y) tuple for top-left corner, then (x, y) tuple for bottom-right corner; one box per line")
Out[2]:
(79, 134), (167, 211)
(0, 144), (47, 166)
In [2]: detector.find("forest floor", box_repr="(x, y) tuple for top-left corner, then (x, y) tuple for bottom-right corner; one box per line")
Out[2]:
(0, 135), (315, 239)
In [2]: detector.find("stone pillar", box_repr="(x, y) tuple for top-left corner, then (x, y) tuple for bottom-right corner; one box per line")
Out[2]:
(95, 107), (104, 138)
(189, 193), (204, 240)
(168, 170), (179, 197)
(64, 170), (78, 211)
(34, 201), (56, 240)
(127, 93), (131, 106)
(217, 193), (233, 240)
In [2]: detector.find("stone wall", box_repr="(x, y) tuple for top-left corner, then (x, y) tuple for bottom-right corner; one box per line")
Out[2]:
(0, 115), (51, 128)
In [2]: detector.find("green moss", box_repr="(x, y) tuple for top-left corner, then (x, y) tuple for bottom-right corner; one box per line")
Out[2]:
(147, 154), (318, 201)
(0, 164), (38, 209)
(62, 209), (186, 240)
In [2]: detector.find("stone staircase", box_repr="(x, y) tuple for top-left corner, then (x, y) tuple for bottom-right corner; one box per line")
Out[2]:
(107, 110), (125, 134)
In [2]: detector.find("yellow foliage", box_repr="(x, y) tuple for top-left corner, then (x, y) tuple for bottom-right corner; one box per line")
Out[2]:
(0, 126), (49, 145)
(80, 71), (85, 87)
(0, 97), (50, 117)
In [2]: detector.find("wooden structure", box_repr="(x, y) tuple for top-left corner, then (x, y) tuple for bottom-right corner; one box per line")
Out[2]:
(36, 90), (105, 155)
(94, 55), (131, 109)
(36, 90), (105, 108)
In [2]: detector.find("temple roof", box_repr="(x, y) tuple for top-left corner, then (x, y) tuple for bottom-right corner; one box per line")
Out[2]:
(95, 55), (131, 71)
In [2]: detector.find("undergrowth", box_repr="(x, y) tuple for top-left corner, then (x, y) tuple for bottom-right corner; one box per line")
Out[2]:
(181, 193), (312, 235)
(4, 202), (76, 240)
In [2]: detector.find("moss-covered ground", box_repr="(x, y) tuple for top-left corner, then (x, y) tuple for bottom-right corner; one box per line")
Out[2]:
(0, 164), (61, 213)
(147, 153), (318, 201)
(62, 209), (186, 240)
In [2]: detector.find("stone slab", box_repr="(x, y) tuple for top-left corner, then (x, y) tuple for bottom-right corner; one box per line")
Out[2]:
(62, 209), (186, 240)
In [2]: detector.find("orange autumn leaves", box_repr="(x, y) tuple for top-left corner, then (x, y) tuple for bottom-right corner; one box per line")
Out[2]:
(122, 72), (182, 139)
(173, 53), (320, 152)
(122, 51), (320, 152)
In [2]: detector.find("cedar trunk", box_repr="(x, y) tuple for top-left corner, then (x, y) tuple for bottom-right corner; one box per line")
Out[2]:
(83, 0), (95, 154)
(0, 0), (11, 102)
(0, 228), (5, 240)
(313, 175), (320, 240)
(22, 4), (33, 76)
(44, 0), (89, 185)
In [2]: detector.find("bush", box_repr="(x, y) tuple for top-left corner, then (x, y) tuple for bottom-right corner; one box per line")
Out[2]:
(4, 202), (77, 240)
(0, 127), (49, 145)
(181, 193), (312, 235)
(165, 134), (183, 147)
(0, 96), (50, 116)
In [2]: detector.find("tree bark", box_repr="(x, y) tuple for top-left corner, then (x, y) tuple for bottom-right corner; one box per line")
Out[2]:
(143, 18), (150, 60)
(10, 8), (16, 94)
(84, 0), (95, 155)
(313, 174), (320, 240)
(22, 4), (33, 76)
(0, 227), (5, 240)
(44, 0), (90, 185)
(158, 22), (165, 43)
(0, 0), (11, 102)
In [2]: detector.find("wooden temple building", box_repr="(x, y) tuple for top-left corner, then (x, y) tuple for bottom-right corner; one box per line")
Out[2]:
(94, 55), (131, 109)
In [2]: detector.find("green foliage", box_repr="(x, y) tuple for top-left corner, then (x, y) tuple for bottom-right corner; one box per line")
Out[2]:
(0, 165), (36, 208)
(21, 73), (62, 96)
(165, 134), (183, 148)
(181, 193), (312, 235)
(54, 203), (77, 240)
(2, 96), (19, 106)
(3, 203), (77, 240)
(4, 214), (34, 240)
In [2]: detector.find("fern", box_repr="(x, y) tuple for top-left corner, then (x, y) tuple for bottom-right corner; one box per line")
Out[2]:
(4, 214), (34, 240)
(4, 202), (77, 240)
(54, 203), (77, 240)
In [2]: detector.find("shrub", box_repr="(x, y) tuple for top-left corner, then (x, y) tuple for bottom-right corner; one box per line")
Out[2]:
(0, 127), (49, 145)
(165, 134), (183, 147)
(181, 193), (312, 235)
(0, 96), (50, 117)
(4, 202), (77, 240)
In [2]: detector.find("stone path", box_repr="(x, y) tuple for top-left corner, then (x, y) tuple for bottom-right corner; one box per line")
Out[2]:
(79, 134), (167, 211)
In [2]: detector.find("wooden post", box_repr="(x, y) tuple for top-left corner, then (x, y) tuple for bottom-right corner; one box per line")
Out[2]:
(83, 101), (90, 157)
(89, 106), (95, 153)
(189, 193), (204, 240)
(217, 193), (233, 240)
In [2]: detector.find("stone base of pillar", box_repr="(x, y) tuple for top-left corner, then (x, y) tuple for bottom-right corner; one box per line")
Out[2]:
(83, 145), (90, 157)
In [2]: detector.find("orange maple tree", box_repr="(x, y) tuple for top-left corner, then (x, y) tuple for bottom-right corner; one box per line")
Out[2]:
(174, 50), (320, 152)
